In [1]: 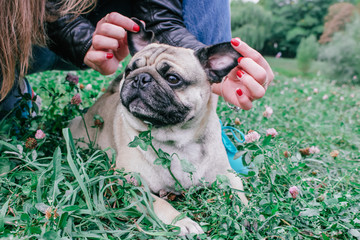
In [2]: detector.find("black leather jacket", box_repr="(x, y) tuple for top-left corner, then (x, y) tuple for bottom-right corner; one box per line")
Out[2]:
(46, 0), (205, 68)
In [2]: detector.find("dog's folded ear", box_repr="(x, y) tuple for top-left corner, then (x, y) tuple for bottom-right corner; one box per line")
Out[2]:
(127, 18), (155, 56)
(195, 43), (242, 83)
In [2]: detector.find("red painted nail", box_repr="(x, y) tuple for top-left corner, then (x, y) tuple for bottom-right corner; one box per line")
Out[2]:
(238, 57), (244, 64)
(236, 70), (243, 78)
(231, 38), (240, 47)
(236, 88), (243, 96)
(133, 24), (140, 32)
(106, 53), (113, 59)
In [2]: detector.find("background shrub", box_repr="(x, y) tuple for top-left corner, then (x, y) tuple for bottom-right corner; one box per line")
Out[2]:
(296, 35), (319, 74)
(231, 1), (273, 51)
(318, 15), (360, 84)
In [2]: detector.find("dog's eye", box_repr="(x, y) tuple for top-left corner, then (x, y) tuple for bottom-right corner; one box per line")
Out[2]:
(166, 74), (181, 86)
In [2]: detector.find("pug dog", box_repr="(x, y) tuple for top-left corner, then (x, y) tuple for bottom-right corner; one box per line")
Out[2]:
(70, 19), (248, 235)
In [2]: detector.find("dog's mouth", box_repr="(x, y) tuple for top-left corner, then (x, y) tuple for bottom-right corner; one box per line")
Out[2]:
(120, 78), (190, 127)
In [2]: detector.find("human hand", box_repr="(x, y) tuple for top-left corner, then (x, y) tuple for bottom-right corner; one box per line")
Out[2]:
(84, 12), (140, 75)
(212, 38), (274, 110)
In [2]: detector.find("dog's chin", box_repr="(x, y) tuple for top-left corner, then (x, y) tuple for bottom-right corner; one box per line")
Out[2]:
(126, 98), (189, 127)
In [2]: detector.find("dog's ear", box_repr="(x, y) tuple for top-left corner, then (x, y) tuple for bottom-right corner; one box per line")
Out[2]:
(195, 43), (242, 83)
(127, 18), (155, 56)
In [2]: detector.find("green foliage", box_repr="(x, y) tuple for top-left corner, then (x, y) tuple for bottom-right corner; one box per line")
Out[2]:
(296, 35), (319, 74)
(318, 15), (360, 84)
(231, 1), (273, 50)
(258, 0), (338, 57)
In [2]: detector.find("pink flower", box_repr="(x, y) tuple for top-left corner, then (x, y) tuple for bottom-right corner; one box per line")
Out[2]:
(266, 128), (278, 137)
(306, 96), (312, 101)
(322, 94), (329, 100)
(289, 186), (299, 199)
(66, 73), (79, 85)
(340, 96), (344, 101)
(125, 175), (138, 186)
(353, 75), (358, 80)
(71, 94), (82, 105)
(309, 146), (320, 154)
(85, 84), (92, 90)
(245, 131), (261, 143)
(35, 129), (46, 139)
(313, 88), (319, 94)
(263, 106), (273, 118)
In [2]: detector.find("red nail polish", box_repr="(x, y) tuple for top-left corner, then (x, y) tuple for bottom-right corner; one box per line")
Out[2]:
(133, 24), (140, 32)
(238, 57), (244, 64)
(236, 88), (243, 96)
(231, 38), (240, 47)
(106, 53), (113, 59)
(237, 70), (243, 78)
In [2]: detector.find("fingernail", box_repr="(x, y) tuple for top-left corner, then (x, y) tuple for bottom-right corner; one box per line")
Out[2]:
(236, 70), (243, 78)
(133, 24), (140, 32)
(231, 38), (241, 47)
(106, 53), (113, 59)
(238, 57), (244, 64)
(236, 88), (243, 96)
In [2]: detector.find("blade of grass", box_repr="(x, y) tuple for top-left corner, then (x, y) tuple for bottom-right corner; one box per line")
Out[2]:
(63, 128), (94, 214)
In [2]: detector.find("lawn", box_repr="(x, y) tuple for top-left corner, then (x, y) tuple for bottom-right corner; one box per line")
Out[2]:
(0, 57), (359, 239)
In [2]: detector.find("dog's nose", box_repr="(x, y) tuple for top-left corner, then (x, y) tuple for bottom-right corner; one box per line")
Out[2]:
(132, 73), (152, 89)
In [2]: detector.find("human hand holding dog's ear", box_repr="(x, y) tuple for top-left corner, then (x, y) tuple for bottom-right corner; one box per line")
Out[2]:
(84, 12), (140, 75)
(211, 38), (274, 110)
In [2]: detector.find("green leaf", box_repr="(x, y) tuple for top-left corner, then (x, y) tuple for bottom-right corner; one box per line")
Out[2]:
(128, 136), (149, 151)
(43, 230), (58, 240)
(321, 233), (330, 240)
(180, 159), (196, 173)
(52, 146), (62, 181)
(0, 196), (11, 232)
(299, 208), (320, 217)
(0, 158), (11, 176)
(58, 212), (69, 230)
(349, 229), (360, 238)
(62, 205), (80, 212)
(63, 128), (93, 214)
(20, 213), (30, 222)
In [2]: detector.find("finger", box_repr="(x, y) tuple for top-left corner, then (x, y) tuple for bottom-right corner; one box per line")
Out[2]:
(231, 38), (274, 85)
(231, 38), (271, 71)
(92, 34), (120, 51)
(212, 78), (253, 110)
(237, 57), (267, 86)
(95, 23), (127, 40)
(84, 49), (114, 69)
(103, 12), (140, 32)
(236, 70), (265, 100)
(234, 90), (253, 110)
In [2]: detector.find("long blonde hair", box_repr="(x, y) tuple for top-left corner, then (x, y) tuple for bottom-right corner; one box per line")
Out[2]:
(0, 0), (96, 101)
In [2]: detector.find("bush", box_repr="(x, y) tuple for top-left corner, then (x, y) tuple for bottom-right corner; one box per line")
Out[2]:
(318, 15), (360, 84)
(231, 1), (273, 51)
(296, 35), (319, 74)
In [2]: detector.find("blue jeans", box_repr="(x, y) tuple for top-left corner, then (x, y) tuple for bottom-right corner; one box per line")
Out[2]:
(182, 0), (231, 45)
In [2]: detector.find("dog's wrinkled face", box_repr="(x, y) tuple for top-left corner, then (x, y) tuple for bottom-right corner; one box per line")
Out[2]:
(120, 44), (209, 127)
(121, 18), (241, 128)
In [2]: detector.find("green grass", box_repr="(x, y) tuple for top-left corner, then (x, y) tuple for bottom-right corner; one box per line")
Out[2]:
(0, 57), (360, 239)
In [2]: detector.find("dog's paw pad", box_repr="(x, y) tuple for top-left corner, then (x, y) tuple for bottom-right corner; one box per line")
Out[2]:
(175, 217), (204, 236)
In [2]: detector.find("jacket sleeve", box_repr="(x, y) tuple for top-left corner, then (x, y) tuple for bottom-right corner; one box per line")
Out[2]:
(132, 0), (206, 51)
(46, 15), (95, 68)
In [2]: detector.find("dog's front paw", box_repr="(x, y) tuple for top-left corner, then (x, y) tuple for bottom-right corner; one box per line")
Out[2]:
(175, 217), (204, 236)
